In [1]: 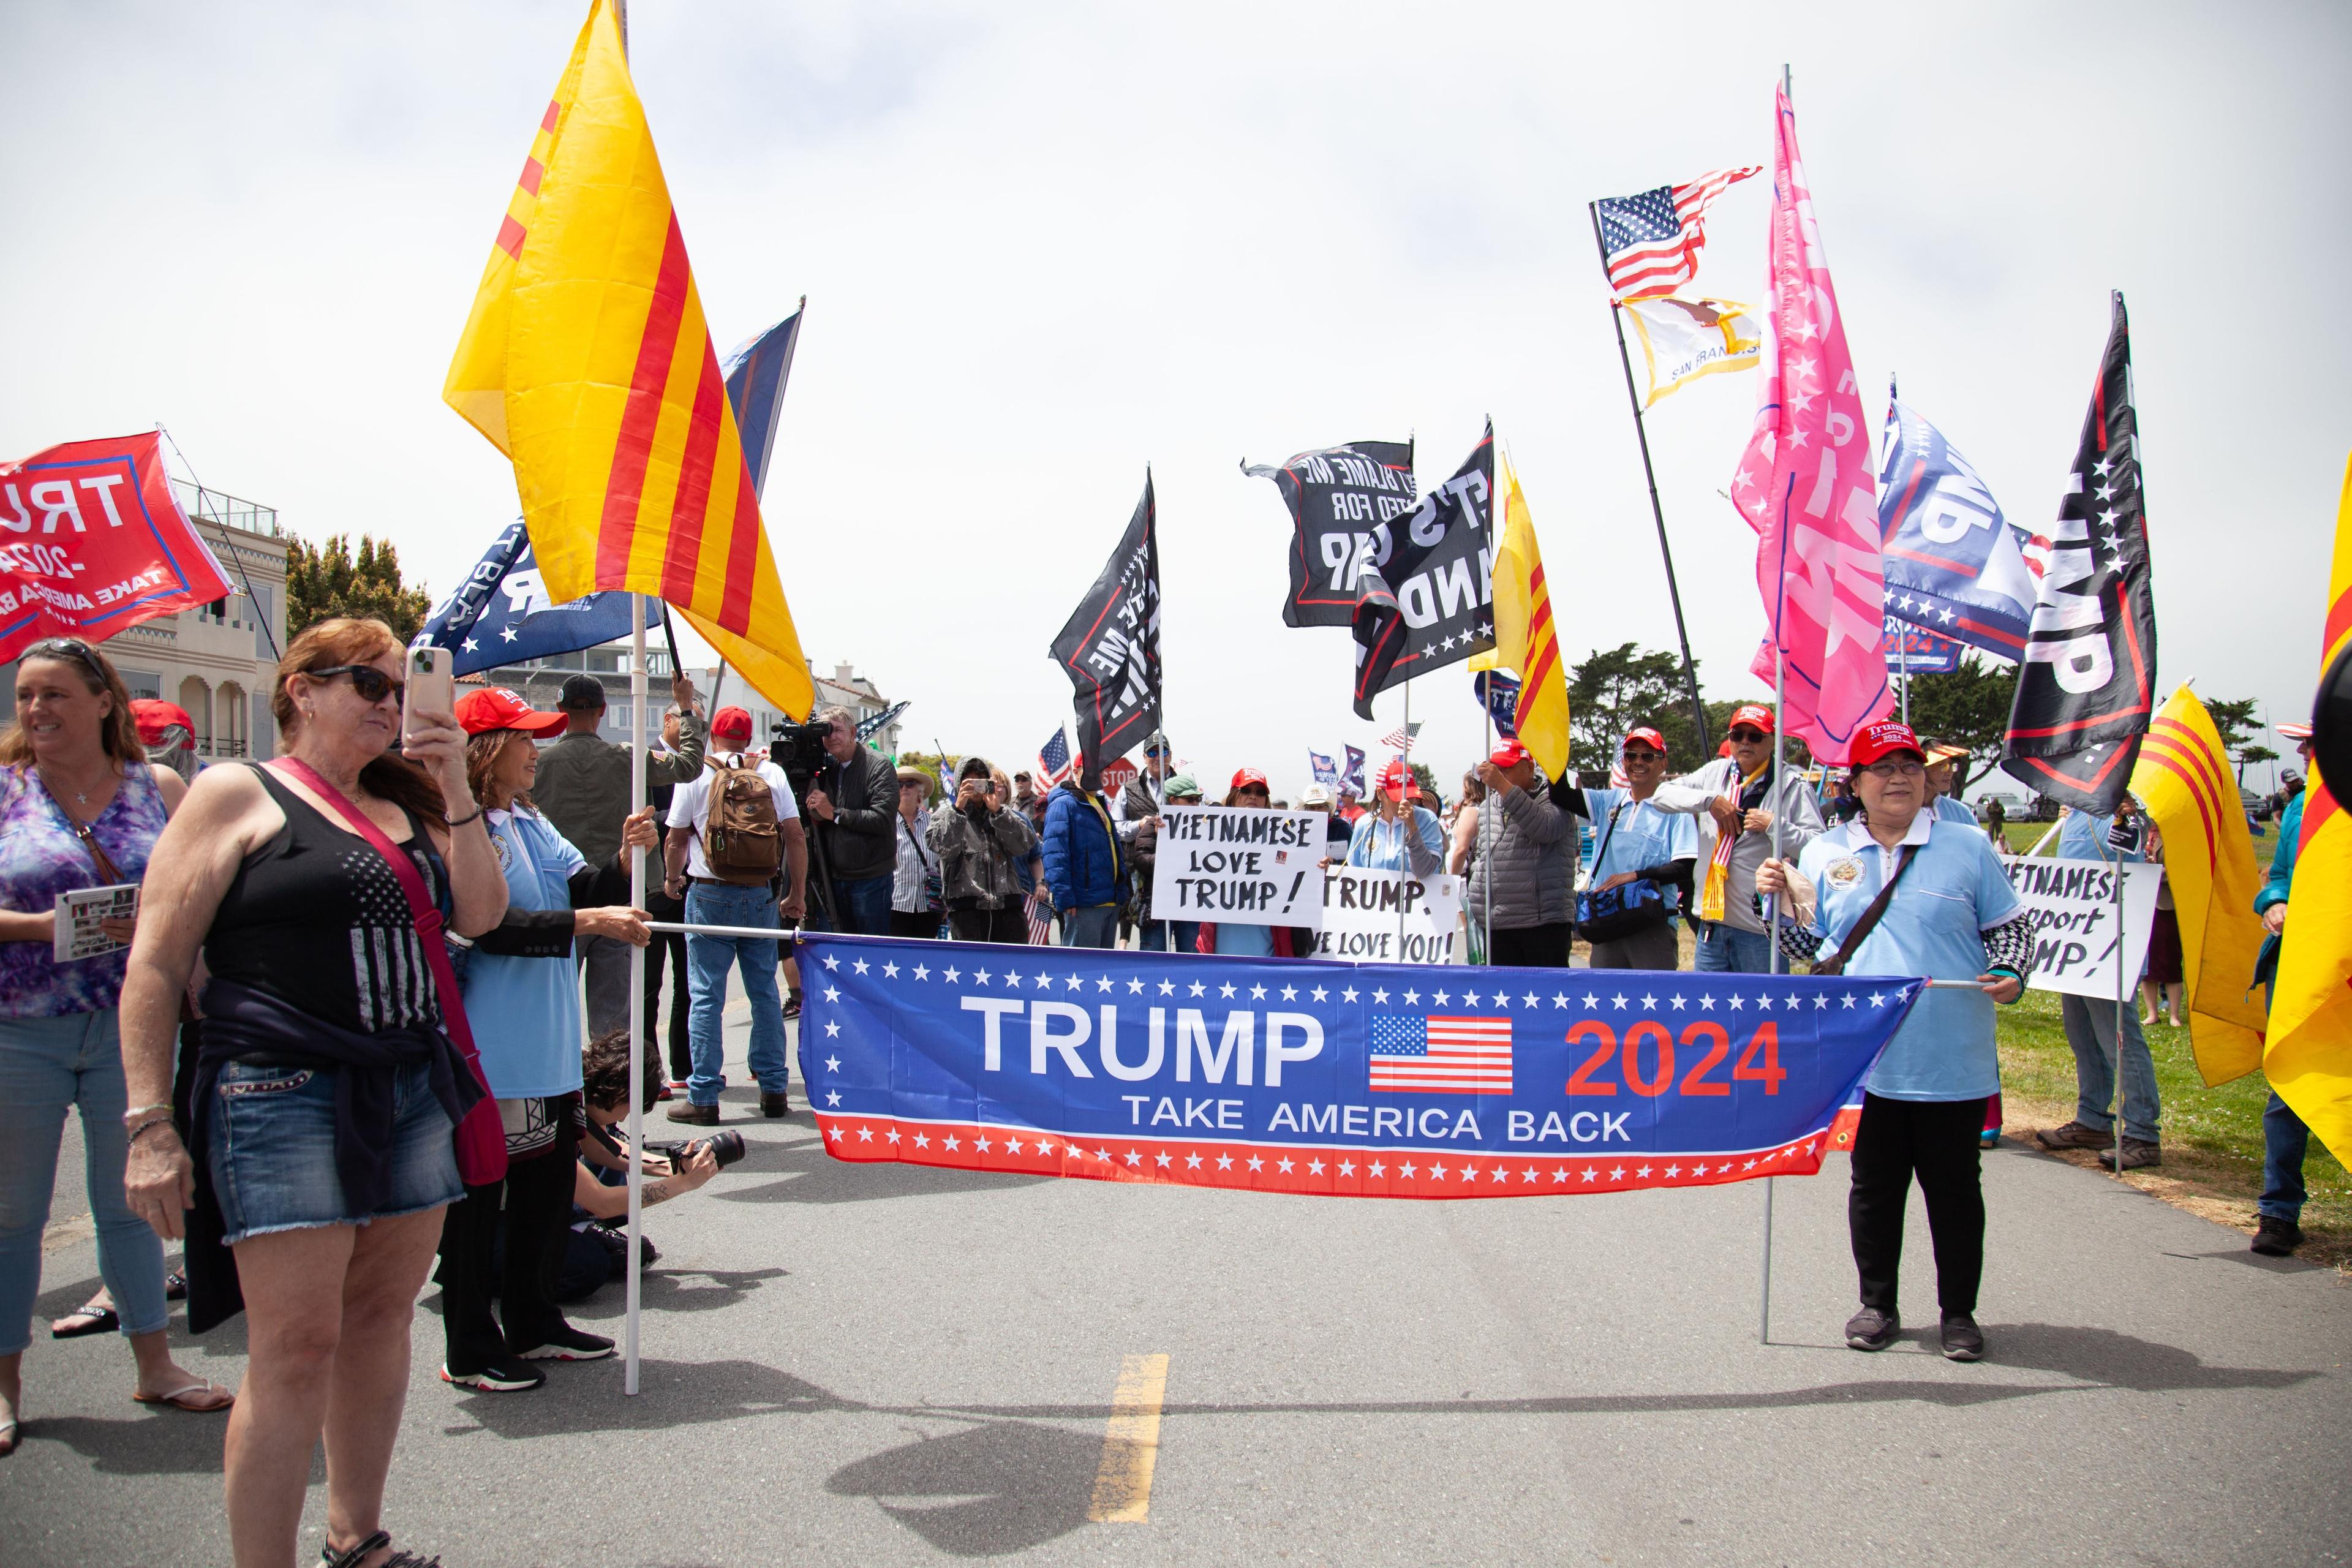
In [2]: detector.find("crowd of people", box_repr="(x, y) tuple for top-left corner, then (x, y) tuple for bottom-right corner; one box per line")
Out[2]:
(0, 618), (2329, 1564)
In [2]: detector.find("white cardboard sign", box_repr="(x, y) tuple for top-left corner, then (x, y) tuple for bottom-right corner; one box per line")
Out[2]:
(1311, 866), (1462, 965)
(1999, 855), (2161, 1000)
(1150, 807), (1325, 927)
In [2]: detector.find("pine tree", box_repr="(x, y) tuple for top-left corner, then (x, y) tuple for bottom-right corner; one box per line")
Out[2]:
(284, 533), (432, 641)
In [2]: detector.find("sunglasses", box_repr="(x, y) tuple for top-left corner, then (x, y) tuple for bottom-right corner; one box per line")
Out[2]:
(307, 664), (405, 706)
(899, 778), (927, 790)
(1727, 728), (1768, 744)
(23, 637), (108, 682)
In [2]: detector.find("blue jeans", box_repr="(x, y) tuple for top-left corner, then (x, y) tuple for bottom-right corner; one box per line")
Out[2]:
(1137, 919), (1202, 956)
(2058, 991), (2162, 1143)
(684, 883), (791, 1105)
(1694, 923), (1773, 974)
(0, 1010), (169, 1356)
(805, 872), (892, 937)
(2260, 1092), (2311, 1222)
(1062, 905), (1119, 948)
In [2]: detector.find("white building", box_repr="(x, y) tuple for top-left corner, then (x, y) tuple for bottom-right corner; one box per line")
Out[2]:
(466, 643), (902, 756)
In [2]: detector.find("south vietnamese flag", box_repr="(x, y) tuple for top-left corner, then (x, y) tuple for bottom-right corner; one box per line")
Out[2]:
(443, 0), (813, 719)
(1728, 81), (1892, 764)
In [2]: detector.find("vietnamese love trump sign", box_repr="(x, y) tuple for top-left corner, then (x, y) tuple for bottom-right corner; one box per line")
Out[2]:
(795, 933), (1923, 1200)
(1150, 807), (1326, 927)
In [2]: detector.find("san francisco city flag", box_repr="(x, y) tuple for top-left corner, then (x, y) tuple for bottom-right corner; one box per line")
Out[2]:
(1468, 454), (1570, 777)
(443, 0), (813, 717)
(2263, 456), (2352, 1169)
(2128, 687), (2267, 1087)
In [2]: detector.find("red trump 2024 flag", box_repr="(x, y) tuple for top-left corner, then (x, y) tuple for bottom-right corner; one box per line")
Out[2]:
(0, 432), (231, 662)
(1729, 83), (1891, 764)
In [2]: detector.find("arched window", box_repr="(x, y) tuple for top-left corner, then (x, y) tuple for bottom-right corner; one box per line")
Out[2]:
(178, 676), (213, 756)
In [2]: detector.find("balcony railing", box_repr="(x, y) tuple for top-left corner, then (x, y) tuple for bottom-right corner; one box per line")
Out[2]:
(170, 480), (279, 539)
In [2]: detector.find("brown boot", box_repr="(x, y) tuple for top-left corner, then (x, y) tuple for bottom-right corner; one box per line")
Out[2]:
(2033, 1120), (2112, 1151)
(665, 1101), (720, 1126)
(2096, 1137), (2162, 1170)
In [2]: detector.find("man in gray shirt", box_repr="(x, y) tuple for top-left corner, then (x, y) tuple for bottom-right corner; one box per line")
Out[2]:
(532, 671), (706, 1035)
(1645, 703), (1823, 974)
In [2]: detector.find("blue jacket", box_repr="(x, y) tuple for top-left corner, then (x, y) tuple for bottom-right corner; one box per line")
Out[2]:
(1042, 785), (1126, 910)
(2253, 791), (2301, 998)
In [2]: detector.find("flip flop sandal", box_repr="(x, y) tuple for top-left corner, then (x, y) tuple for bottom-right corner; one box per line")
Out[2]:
(132, 1381), (234, 1413)
(0, 1418), (20, 1458)
(322, 1530), (443, 1567)
(165, 1271), (187, 1302)
(50, 1306), (118, 1340)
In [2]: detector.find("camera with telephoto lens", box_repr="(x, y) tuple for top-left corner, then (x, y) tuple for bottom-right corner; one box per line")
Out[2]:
(643, 1130), (746, 1172)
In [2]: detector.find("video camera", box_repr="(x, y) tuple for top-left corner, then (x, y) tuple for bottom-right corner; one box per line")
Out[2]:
(768, 717), (834, 793)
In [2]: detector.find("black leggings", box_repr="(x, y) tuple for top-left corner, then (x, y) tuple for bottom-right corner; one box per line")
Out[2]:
(438, 1129), (578, 1370)
(1487, 922), (1571, 968)
(889, 910), (943, 938)
(949, 905), (1030, 944)
(1849, 1092), (1987, 1316)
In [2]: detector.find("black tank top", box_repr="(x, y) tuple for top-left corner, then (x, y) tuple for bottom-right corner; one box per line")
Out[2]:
(205, 764), (450, 1034)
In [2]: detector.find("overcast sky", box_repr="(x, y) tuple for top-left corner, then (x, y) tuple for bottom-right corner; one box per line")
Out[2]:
(6, 1), (2346, 795)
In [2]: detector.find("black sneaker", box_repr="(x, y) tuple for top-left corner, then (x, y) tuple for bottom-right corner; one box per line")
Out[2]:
(1844, 1306), (1899, 1352)
(441, 1357), (545, 1393)
(782, 991), (803, 1020)
(1940, 1313), (1985, 1362)
(2250, 1216), (2304, 1257)
(518, 1325), (616, 1362)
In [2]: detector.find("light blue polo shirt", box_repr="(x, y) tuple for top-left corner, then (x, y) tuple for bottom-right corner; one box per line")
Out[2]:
(1580, 786), (1701, 916)
(2057, 809), (2144, 862)
(462, 806), (589, 1099)
(1796, 816), (2023, 1102)
(1346, 807), (1446, 872)
(1931, 796), (1978, 825)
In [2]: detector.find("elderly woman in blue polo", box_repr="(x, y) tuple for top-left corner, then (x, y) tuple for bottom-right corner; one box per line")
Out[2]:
(437, 687), (655, 1394)
(1755, 720), (2034, 1365)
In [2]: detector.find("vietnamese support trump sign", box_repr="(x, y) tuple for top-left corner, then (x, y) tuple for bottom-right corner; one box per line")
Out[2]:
(2000, 855), (2160, 1000)
(797, 933), (1922, 1199)
(1, 432), (232, 660)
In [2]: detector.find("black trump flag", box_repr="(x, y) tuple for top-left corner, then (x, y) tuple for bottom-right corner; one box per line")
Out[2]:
(1351, 424), (1496, 719)
(1999, 293), (2158, 812)
(1243, 439), (1417, 628)
(1050, 474), (1163, 775)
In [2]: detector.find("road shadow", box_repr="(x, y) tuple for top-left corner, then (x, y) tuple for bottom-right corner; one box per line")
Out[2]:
(714, 1150), (1047, 1207)
(1970, 1322), (2319, 1392)
(438, 1357), (853, 1440)
(9, 1408), (275, 1479)
(568, 1265), (788, 1319)
(826, 1419), (1103, 1558)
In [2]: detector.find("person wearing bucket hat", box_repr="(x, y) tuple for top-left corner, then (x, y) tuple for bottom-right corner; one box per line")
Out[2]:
(1646, 702), (1824, 974)
(1134, 774), (1203, 954)
(889, 765), (943, 939)
(1755, 719), (2034, 1362)
(1298, 782), (1351, 854)
(434, 687), (660, 1386)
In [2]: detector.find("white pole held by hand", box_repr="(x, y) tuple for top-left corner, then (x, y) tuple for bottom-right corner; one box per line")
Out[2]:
(625, 595), (647, 1395)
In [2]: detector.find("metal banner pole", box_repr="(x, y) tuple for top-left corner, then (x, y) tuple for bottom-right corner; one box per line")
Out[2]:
(1762, 645), (1787, 1343)
(1398, 682), (1412, 958)
(2111, 839), (2128, 1180)
(625, 596), (647, 1395)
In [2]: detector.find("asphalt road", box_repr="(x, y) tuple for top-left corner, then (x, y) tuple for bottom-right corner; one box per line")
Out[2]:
(9, 1003), (2350, 1567)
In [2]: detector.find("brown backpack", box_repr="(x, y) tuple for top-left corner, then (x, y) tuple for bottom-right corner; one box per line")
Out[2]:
(702, 757), (782, 885)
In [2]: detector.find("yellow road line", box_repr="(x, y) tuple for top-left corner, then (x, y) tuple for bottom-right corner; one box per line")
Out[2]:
(1087, 1353), (1170, 1523)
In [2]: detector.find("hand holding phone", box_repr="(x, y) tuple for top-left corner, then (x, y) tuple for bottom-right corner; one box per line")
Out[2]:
(401, 646), (456, 752)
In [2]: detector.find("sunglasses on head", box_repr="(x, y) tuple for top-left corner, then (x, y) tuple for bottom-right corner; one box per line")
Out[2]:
(1727, 728), (1768, 744)
(307, 664), (404, 705)
(24, 637), (107, 681)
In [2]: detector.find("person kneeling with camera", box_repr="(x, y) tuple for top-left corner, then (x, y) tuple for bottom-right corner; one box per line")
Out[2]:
(554, 1029), (741, 1300)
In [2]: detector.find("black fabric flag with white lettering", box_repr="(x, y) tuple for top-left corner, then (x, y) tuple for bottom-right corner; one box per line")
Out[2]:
(1050, 474), (1163, 775)
(1999, 293), (2158, 813)
(1243, 439), (1417, 628)
(1351, 424), (1495, 719)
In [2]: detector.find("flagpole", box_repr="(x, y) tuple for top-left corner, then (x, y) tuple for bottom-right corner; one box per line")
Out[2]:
(2111, 837), (2128, 1182)
(625, 595), (646, 1396)
(1589, 203), (1709, 753)
(1760, 644), (1785, 1344)
(1398, 682), (1412, 959)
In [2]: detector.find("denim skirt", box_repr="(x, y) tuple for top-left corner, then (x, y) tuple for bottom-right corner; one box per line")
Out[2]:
(208, 1060), (463, 1244)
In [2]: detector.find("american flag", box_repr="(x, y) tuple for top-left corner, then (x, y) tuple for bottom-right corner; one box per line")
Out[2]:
(1025, 884), (1056, 945)
(1379, 720), (1422, 752)
(1036, 725), (1076, 788)
(1368, 1014), (1513, 1095)
(1594, 167), (1759, 299)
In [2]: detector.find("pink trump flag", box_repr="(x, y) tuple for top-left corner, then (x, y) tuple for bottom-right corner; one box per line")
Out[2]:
(1728, 83), (1891, 764)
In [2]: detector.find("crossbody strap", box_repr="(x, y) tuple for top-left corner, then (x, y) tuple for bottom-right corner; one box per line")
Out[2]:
(29, 766), (130, 884)
(1589, 798), (1626, 873)
(1812, 844), (1920, 978)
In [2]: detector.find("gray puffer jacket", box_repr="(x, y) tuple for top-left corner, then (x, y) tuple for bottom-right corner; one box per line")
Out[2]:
(927, 767), (1039, 911)
(1466, 771), (1574, 930)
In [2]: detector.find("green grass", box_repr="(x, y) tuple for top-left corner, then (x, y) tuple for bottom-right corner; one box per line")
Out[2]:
(1994, 985), (2350, 1257)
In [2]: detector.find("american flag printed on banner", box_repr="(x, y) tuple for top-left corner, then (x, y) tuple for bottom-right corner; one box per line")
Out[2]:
(1368, 1014), (1513, 1095)
(1036, 726), (1075, 788)
(1594, 167), (1761, 300)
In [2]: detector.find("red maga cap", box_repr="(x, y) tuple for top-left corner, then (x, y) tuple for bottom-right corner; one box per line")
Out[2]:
(128, 698), (195, 746)
(1727, 703), (1775, 735)
(1230, 767), (1268, 790)
(1490, 738), (1532, 768)
(1376, 758), (1414, 794)
(454, 687), (567, 737)
(1623, 726), (1667, 754)
(711, 706), (754, 741)
(1849, 720), (1926, 767)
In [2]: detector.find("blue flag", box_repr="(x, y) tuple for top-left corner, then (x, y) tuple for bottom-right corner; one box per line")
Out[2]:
(796, 933), (1921, 1199)
(1308, 750), (1338, 786)
(1474, 670), (1521, 738)
(1340, 745), (1366, 797)
(722, 308), (804, 500)
(1883, 617), (1966, 674)
(1877, 399), (2035, 660)
(415, 522), (660, 677)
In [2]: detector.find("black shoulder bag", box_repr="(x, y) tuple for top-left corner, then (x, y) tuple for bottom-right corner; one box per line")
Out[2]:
(1575, 801), (1672, 944)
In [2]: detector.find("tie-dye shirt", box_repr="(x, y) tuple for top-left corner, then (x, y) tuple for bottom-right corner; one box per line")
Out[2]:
(1, 762), (168, 1017)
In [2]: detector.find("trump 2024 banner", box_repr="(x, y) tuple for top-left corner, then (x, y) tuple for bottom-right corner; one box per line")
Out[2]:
(797, 934), (1921, 1199)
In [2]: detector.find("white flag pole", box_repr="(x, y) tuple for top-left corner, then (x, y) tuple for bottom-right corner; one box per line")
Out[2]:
(1759, 56), (1795, 1351)
(625, 597), (647, 1395)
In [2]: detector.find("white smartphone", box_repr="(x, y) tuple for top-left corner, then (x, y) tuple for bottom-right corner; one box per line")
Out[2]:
(401, 645), (455, 752)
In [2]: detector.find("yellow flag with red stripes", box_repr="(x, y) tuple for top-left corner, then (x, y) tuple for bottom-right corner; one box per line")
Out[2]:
(2128, 687), (2267, 1087)
(1468, 453), (1570, 777)
(2263, 456), (2352, 1169)
(444, 0), (812, 718)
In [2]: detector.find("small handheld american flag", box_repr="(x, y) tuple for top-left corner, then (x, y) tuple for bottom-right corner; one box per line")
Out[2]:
(1036, 725), (1076, 788)
(1025, 884), (1056, 945)
(1379, 720), (1422, 752)
(1594, 167), (1758, 299)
